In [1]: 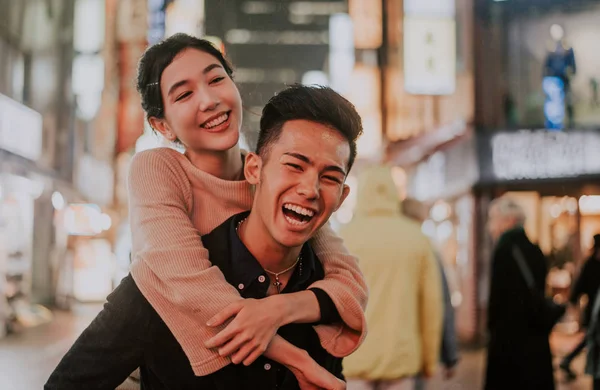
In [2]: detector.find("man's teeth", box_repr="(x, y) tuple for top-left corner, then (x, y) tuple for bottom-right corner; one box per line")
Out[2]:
(285, 215), (309, 225)
(203, 113), (228, 128)
(283, 203), (314, 217)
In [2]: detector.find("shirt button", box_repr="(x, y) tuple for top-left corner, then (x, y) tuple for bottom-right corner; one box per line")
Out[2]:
(237, 283), (244, 290)
(264, 363), (272, 371)
(258, 275), (266, 283)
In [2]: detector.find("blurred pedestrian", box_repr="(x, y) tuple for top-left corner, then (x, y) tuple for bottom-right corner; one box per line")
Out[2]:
(402, 198), (460, 388)
(484, 197), (555, 390)
(561, 234), (600, 380)
(341, 166), (443, 390)
(585, 287), (600, 390)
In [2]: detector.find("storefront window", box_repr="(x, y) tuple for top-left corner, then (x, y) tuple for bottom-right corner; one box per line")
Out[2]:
(505, 3), (600, 129)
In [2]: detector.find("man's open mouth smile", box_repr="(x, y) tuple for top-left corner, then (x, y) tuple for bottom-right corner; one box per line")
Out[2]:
(282, 203), (316, 226)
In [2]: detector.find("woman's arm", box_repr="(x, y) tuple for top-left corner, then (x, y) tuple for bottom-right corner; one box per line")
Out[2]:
(307, 223), (369, 357)
(127, 149), (246, 375)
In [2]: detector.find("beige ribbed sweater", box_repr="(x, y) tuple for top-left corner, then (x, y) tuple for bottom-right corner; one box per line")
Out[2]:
(128, 148), (368, 376)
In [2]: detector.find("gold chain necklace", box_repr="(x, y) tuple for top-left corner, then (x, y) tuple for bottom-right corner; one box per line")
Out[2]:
(236, 217), (302, 293)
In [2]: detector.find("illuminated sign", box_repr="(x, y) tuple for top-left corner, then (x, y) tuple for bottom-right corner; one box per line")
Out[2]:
(488, 130), (600, 180)
(403, 0), (456, 95)
(349, 0), (382, 49)
(0, 93), (43, 161)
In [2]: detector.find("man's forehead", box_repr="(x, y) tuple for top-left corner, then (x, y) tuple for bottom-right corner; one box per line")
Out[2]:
(275, 121), (350, 158)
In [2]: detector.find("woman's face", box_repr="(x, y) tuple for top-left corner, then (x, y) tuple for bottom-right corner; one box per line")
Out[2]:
(150, 48), (243, 154)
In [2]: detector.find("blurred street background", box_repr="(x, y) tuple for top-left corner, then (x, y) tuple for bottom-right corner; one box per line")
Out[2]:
(2, 0), (600, 388)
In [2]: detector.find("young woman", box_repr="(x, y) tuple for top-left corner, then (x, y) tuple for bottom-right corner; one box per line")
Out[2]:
(130, 32), (367, 375)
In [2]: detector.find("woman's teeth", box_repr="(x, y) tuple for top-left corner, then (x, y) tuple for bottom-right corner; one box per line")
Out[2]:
(202, 113), (229, 129)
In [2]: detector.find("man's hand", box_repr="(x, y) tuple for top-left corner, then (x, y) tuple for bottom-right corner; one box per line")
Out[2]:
(288, 353), (346, 390)
(205, 297), (286, 365)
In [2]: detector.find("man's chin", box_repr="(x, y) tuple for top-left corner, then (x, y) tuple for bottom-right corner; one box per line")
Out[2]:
(275, 232), (311, 249)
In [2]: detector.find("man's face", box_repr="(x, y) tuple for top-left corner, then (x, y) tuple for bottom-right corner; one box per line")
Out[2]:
(245, 119), (351, 248)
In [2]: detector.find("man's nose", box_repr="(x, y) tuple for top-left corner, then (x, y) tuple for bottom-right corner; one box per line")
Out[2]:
(296, 174), (320, 200)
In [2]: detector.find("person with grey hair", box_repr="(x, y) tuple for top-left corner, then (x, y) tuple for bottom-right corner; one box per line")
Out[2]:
(484, 197), (555, 389)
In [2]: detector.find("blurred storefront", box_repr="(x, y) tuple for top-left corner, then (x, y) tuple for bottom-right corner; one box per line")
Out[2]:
(0, 0), (82, 336)
(476, 128), (600, 333)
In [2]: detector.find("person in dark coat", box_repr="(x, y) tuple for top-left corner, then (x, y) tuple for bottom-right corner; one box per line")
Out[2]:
(484, 197), (555, 390)
(560, 234), (600, 380)
(585, 288), (600, 389)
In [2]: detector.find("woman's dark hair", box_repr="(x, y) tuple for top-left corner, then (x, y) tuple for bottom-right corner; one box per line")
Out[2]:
(256, 84), (363, 171)
(136, 33), (234, 121)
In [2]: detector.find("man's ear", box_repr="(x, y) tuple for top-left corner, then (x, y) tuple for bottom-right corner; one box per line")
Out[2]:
(334, 184), (351, 212)
(244, 152), (262, 185)
(148, 117), (177, 142)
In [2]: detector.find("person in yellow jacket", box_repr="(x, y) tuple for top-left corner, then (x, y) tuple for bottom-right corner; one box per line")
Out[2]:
(340, 165), (443, 390)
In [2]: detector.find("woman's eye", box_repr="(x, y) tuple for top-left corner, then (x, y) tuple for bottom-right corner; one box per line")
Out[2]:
(175, 92), (192, 101)
(286, 163), (302, 171)
(210, 77), (225, 85)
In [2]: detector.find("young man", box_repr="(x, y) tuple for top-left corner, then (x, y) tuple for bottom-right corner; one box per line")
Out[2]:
(45, 84), (363, 389)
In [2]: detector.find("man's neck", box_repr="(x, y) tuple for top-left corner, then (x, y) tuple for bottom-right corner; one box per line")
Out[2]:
(237, 213), (302, 273)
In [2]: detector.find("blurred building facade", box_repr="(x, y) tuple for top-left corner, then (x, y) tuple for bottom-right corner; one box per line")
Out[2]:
(0, 0), (81, 336)
(470, 0), (600, 338)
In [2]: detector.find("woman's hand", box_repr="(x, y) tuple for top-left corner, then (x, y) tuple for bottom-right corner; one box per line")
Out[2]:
(205, 297), (285, 365)
(288, 354), (346, 390)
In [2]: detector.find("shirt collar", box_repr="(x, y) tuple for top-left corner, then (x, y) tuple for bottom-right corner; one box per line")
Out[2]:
(229, 212), (317, 294)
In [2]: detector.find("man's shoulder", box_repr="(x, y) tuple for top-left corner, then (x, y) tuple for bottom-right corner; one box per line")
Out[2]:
(200, 215), (235, 253)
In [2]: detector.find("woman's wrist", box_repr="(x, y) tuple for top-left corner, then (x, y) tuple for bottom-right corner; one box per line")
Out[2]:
(264, 335), (310, 369)
(271, 291), (320, 326)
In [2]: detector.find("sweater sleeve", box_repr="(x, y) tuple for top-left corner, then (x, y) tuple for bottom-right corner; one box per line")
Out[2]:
(420, 245), (443, 375)
(128, 150), (242, 374)
(307, 223), (368, 357)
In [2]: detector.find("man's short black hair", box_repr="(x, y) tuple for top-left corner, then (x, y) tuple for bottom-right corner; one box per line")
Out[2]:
(256, 84), (363, 171)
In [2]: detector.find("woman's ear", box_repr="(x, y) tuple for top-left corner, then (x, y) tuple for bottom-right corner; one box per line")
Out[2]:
(244, 152), (262, 185)
(148, 117), (177, 142)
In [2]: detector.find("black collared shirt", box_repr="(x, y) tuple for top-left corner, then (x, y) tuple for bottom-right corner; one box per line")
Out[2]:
(141, 212), (343, 389)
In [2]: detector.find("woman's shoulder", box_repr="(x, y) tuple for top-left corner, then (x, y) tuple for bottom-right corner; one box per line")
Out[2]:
(132, 147), (186, 165)
(130, 147), (190, 176)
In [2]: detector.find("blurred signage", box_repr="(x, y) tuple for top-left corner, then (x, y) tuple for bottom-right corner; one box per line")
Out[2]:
(404, 0), (456, 95)
(404, 0), (455, 18)
(349, 0), (382, 49)
(0, 93), (43, 161)
(165, 0), (205, 37)
(347, 64), (382, 160)
(329, 13), (354, 96)
(148, 0), (173, 45)
(479, 130), (600, 182)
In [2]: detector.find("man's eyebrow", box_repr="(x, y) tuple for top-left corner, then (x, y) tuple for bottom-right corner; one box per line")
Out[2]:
(167, 64), (224, 96)
(283, 152), (347, 176)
